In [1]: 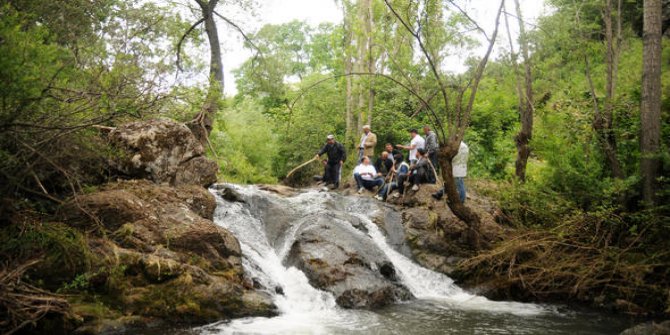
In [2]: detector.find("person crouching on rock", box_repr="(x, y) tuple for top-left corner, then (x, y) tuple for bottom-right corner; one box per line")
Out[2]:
(315, 134), (346, 189)
(408, 148), (436, 192)
(375, 153), (410, 201)
(353, 156), (384, 194)
(374, 151), (394, 178)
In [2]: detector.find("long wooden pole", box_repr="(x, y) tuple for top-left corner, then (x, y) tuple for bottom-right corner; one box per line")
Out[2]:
(286, 157), (320, 179)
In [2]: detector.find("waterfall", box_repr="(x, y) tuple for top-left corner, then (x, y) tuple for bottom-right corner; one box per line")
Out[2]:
(199, 185), (546, 334)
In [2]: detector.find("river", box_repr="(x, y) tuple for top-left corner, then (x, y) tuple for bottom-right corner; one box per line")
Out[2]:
(145, 185), (632, 334)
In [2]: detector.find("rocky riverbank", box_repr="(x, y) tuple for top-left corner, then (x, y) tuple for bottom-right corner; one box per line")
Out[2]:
(1, 119), (275, 334)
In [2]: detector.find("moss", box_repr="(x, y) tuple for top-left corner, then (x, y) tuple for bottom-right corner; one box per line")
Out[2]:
(427, 211), (439, 230)
(0, 221), (92, 289)
(70, 299), (121, 322)
(212, 267), (242, 282)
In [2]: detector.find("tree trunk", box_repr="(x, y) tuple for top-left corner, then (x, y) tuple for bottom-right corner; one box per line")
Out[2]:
(438, 141), (482, 249)
(190, 0), (223, 145)
(365, 0), (374, 127)
(356, 17), (366, 134)
(598, 0), (625, 179)
(640, 0), (662, 205)
(513, 0), (533, 182)
(343, 1), (354, 146)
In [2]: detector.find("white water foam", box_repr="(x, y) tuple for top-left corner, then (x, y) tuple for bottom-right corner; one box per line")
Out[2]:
(202, 187), (379, 334)
(201, 185), (546, 334)
(348, 209), (546, 316)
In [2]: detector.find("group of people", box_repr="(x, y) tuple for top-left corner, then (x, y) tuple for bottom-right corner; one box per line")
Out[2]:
(315, 125), (469, 203)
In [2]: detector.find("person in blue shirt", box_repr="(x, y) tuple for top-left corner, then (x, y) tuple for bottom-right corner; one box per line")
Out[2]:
(375, 154), (410, 201)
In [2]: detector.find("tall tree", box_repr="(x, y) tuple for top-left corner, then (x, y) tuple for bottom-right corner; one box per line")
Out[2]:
(640, 0), (662, 205)
(343, 1), (355, 145)
(576, 0), (625, 179)
(509, 0), (534, 182)
(177, 1), (256, 144)
(384, 0), (506, 247)
(598, 0), (625, 179)
(190, 0), (223, 144)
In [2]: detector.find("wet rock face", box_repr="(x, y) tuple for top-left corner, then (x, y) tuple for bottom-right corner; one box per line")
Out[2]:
(286, 215), (413, 309)
(620, 321), (670, 335)
(109, 119), (218, 187)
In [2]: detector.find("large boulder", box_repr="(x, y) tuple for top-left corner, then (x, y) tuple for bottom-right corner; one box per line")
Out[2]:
(58, 180), (276, 325)
(620, 321), (670, 335)
(109, 119), (218, 187)
(60, 180), (239, 267)
(380, 183), (506, 276)
(286, 214), (413, 309)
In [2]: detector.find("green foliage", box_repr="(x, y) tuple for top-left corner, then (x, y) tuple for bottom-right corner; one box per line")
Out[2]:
(210, 98), (279, 184)
(0, 2), (190, 206)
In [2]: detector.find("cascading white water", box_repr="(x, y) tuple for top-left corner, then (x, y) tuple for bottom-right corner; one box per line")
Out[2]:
(198, 185), (551, 334)
(348, 211), (545, 315)
(201, 186), (381, 334)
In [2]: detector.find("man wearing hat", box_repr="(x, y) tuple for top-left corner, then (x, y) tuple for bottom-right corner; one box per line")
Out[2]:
(315, 134), (346, 189)
(358, 125), (377, 162)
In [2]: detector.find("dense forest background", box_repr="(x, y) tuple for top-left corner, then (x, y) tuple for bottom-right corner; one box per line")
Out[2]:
(1, 0), (669, 324)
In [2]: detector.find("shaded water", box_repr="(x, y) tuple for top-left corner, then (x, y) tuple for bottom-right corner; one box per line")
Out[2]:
(146, 185), (632, 334)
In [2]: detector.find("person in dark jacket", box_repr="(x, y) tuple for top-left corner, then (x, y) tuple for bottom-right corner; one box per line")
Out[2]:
(408, 148), (436, 191)
(374, 151), (394, 177)
(315, 134), (346, 189)
(385, 143), (402, 160)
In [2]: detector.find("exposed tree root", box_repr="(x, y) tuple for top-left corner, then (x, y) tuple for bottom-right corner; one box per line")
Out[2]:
(0, 259), (72, 335)
(458, 216), (670, 315)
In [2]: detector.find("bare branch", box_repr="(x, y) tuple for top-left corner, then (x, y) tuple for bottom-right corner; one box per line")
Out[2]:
(446, 0), (490, 41)
(383, 0), (447, 143)
(287, 72), (443, 132)
(213, 11), (263, 56)
(502, 11), (550, 36)
(459, 0), (505, 138)
(176, 18), (205, 72)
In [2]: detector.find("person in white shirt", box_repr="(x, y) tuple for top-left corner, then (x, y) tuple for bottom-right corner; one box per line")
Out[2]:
(432, 141), (469, 203)
(353, 156), (384, 193)
(396, 129), (425, 164)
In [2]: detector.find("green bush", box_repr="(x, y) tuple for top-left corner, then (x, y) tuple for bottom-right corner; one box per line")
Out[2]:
(209, 98), (279, 184)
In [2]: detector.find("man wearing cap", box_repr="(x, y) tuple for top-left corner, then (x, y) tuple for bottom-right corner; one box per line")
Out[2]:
(315, 134), (346, 189)
(396, 129), (425, 164)
(358, 125), (377, 162)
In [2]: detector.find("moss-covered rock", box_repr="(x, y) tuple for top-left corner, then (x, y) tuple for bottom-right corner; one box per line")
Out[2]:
(49, 180), (277, 332)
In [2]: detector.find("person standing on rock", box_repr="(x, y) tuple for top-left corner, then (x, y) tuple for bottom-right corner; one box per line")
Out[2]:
(358, 125), (377, 162)
(432, 141), (469, 203)
(353, 156), (384, 193)
(423, 125), (439, 171)
(396, 129), (425, 164)
(315, 134), (346, 189)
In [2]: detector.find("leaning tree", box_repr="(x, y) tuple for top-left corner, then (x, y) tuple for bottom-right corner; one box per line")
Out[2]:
(176, 0), (259, 145)
(382, 0), (505, 247)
